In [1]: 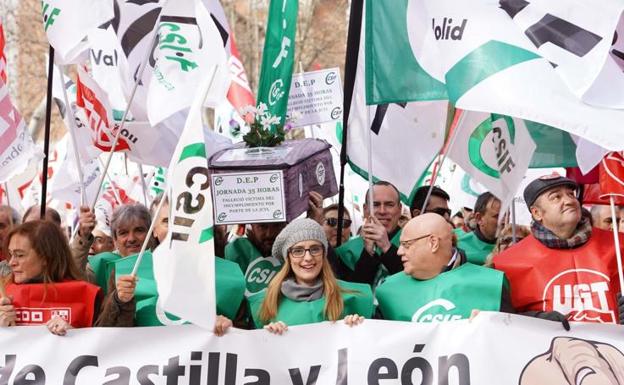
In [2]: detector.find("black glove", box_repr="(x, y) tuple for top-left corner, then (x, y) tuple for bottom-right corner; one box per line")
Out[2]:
(618, 293), (624, 325)
(523, 310), (570, 331)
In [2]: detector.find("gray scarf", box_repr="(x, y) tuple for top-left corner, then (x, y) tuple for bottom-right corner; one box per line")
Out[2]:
(280, 278), (324, 301)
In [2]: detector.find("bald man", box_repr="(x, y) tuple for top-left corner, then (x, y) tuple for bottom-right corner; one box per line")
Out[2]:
(375, 213), (513, 322)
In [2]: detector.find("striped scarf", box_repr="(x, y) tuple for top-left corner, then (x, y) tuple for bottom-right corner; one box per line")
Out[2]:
(531, 217), (592, 249)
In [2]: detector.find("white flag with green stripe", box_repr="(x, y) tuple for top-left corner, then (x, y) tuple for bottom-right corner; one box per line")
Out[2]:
(448, 112), (536, 212)
(365, 0), (624, 151)
(152, 73), (216, 329)
(146, 0), (229, 126)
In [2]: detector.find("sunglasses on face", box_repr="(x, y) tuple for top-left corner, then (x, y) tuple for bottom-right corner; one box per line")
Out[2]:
(325, 217), (352, 228)
(426, 207), (452, 218)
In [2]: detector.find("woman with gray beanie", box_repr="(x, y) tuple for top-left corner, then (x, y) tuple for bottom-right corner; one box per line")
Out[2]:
(248, 218), (373, 334)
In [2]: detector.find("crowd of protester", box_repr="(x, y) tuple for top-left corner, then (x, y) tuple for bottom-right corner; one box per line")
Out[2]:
(1, 172), (624, 336)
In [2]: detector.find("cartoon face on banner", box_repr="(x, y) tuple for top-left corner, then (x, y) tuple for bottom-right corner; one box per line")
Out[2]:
(521, 337), (624, 384)
(542, 269), (617, 324)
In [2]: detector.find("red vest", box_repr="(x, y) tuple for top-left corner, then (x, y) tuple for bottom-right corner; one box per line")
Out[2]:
(493, 229), (624, 324)
(5, 280), (101, 328)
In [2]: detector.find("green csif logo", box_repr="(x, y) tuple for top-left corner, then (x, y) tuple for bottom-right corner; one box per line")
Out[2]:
(41, 1), (60, 31)
(468, 114), (517, 178)
(158, 17), (199, 72)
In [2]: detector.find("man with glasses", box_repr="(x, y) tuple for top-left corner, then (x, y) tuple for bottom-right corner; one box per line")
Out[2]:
(322, 204), (352, 248)
(335, 181), (404, 287)
(457, 192), (501, 265)
(376, 213), (512, 322)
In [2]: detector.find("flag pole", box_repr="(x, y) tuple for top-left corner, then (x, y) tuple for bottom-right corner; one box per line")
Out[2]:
(420, 109), (464, 213)
(40, 46), (55, 219)
(138, 162), (148, 206)
(97, 158), (123, 205)
(511, 198), (517, 243)
(366, 107), (374, 218)
(58, 66), (87, 206)
(130, 64), (219, 276)
(89, 2), (169, 211)
(609, 195), (624, 292)
(130, 185), (168, 276)
(336, 0), (363, 246)
(3, 183), (10, 207)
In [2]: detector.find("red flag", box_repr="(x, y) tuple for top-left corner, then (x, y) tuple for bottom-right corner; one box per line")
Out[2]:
(76, 67), (130, 152)
(0, 22), (7, 83)
(600, 152), (624, 200)
(6, 281), (100, 328)
(566, 166), (599, 185)
(226, 36), (255, 119)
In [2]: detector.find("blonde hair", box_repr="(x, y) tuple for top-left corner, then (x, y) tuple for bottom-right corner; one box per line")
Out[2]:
(259, 248), (344, 323)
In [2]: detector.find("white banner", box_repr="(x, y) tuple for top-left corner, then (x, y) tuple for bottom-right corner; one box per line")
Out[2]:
(1, 313), (623, 384)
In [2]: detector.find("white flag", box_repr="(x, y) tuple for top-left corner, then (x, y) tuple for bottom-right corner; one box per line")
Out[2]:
(146, 0), (228, 125)
(448, 112), (536, 212)
(366, 0), (624, 151)
(152, 70), (218, 329)
(0, 79), (42, 184)
(48, 134), (101, 208)
(345, 4), (448, 204)
(41, 0), (114, 63)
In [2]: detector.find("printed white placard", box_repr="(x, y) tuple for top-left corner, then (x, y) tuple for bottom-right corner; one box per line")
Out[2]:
(287, 67), (343, 127)
(211, 170), (286, 224)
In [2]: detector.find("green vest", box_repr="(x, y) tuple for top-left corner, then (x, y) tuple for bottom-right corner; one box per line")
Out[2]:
(457, 231), (495, 265)
(376, 263), (505, 322)
(111, 252), (245, 326)
(334, 229), (402, 286)
(88, 252), (122, 295)
(225, 238), (283, 296)
(453, 227), (467, 238)
(248, 280), (374, 329)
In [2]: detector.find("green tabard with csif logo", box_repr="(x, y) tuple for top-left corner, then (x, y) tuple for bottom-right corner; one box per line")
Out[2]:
(376, 263), (505, 322)
(225, 237), (283, 296)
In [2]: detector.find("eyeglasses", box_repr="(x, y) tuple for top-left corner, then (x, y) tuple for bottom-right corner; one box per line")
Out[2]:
(325, 217), (352, 228)
(399, 234), (431, 249)
(289, 245), (325, 259)
(426, 207), (452, 218)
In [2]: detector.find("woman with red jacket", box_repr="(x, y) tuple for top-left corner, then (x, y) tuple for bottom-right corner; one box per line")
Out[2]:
(0, 220), (102, 335)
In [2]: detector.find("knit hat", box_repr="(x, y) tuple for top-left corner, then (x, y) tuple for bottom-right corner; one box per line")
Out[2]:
(272, 218), (328, 262)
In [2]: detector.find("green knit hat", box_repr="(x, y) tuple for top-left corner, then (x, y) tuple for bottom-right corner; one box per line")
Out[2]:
(272, 218), (328, 261)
